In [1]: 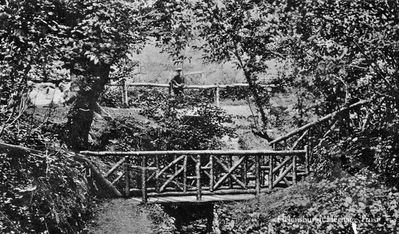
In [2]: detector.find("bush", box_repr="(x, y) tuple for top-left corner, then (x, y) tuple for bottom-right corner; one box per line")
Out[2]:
(0, 151), (94, 233)
(218, 172), (399, 233)
(98, 92), (234, 151)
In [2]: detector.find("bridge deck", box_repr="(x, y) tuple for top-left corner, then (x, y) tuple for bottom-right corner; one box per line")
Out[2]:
(130, 194), (256, 204)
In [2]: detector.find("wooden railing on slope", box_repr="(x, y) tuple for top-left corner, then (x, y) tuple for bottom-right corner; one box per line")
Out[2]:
(269, 99), (370, 173)
(81, 149), (308, 203)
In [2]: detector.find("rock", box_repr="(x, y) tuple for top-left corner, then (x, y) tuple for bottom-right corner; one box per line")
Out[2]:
(29, 82), (64, 106)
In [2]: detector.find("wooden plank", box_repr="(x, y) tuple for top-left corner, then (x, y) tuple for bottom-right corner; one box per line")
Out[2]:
(141, 194), (257, 204)
(147, 189), (257, 197)
(213, 157), (246, 190)
(80, 149), (307, 157)
(105, 157), (126, 178)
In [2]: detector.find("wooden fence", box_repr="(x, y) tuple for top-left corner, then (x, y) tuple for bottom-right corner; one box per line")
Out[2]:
(107, 79), (274, 107)
(81, 149), (308, 203)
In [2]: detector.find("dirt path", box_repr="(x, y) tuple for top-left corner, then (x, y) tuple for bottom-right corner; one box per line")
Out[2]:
(86, 199), (172, 234)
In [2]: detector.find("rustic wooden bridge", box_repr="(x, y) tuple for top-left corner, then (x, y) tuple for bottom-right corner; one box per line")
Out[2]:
(81, 148), (309, 204)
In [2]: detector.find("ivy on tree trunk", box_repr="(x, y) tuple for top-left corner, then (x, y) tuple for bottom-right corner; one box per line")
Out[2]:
(63, 62), (110, 151)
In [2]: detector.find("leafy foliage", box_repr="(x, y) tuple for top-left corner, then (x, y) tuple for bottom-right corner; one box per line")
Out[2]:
(0, 148), (93, 233)
(218, 173), (399, 233)
(98, 90), (234, 151)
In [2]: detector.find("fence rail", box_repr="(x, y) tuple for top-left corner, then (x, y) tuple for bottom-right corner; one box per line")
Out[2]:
(106, 80), (274, 107)
(82, 149), (308, 203)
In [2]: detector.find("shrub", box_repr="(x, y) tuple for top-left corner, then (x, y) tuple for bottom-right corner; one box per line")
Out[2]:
(98, 92), (234, 151)
(0, 151), (94, 233)
(218, 172), (399, 233)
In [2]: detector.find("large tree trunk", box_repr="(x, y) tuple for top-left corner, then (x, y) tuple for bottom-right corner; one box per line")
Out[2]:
(63, 62), (110, 151)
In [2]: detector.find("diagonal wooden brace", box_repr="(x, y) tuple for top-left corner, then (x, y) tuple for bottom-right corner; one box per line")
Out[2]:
(156, 155), (185, 178)
(213, 156), (246, 190)
(160, 159), (186, 192)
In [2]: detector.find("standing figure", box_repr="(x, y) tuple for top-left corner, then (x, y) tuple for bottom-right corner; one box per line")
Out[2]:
(169, 67), (185, 96)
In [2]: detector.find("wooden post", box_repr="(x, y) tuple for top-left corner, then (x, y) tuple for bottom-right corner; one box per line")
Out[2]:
(141, 155), (147, 203)
(210, 155), (214, 192)
(215, 84), (220, 107)
(196, 155), (202, 200)
(255, 155), (260, 195)
(305, 145), (309, 175)
(183, 155), (187, 193)
(307, 129), (312, 171)
(292, 155), (297, 185)
(228, 156), (233, 189)
(243, 157), (247, 188)
(155, 154), (160, 192)
(124, 156), (130, 197)
(269, 156), (274, 190)
(259, 155), (264, 187)
(122, 78), (128, 106)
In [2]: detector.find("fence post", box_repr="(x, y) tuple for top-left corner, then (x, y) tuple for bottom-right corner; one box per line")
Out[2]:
(183, 155), (187, 193)
(210, 155), (214, 192)
(307, 129), (312, 173)
(305, 145), (309, 176)
(155, 155), (160, 193)
(124, 156), (130, 197)
(292, 155), (297, 185)
(215, 84), (220, 107)
(269, 156), (274, 190)
(122, 78), (128, 106)
(255, 155), (260, 195)
(196, 155), (202, 201)
(142, 155), (147, 203)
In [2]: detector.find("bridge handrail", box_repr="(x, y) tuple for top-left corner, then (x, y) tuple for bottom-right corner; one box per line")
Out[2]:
(269, 99), (370, 145)
(81, 148), (309, 203)
(80, 149), (306, 157)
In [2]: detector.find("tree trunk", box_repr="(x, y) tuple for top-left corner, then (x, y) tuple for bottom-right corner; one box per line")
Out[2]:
(63, 62), (110, 151)
(243, 70), (273, 142)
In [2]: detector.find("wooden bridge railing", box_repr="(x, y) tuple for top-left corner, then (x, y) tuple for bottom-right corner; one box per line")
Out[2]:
(81, 149), (308, 203)
(269, 99), (370, 174)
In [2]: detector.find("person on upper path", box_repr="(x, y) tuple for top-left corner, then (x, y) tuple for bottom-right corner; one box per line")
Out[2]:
(169, 67), (185, 96)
